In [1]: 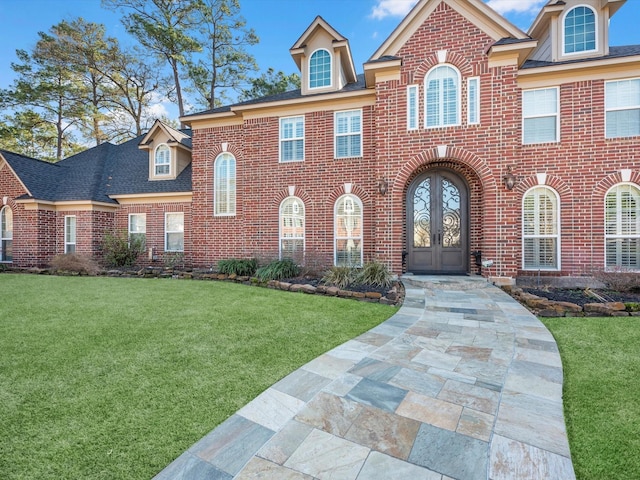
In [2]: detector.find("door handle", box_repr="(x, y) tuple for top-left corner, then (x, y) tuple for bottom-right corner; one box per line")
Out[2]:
(432, 233), (436, 245)
(438, 231), (441, 246)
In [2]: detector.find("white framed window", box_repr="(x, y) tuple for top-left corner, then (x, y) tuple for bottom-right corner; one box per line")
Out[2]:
(214, 152), (236, 215)
(425, 64), (460, 128)
(309, 49), (331, 89)
(523, 187), (560, 270)
(335, 110), (362, 158)
(605, 184), (640, 269)
(64, 215), (76, 254)
(467, 77), (480, 125)
(334, 194), (363, 267)
(128, 213), (146, 246)
(605, 78), (640, 139)
(280, 116), (304, 162)
(154, 144), (171, 176)
(407, 85), (419, 130)
(0, 206), (13, 262)
(165, 212), (184, 252)
(563, 5), (596, 55)
(523, 87), (559, 144)
(280, 197), (305, 261)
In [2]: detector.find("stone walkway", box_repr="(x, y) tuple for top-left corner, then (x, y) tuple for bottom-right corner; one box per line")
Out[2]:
(154, 275), (575, 480)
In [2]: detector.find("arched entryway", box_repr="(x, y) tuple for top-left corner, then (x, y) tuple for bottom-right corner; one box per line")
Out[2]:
(406, 168), (469, 274)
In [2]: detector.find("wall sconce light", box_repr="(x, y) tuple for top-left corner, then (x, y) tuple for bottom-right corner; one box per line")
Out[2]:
(378, 178), (388, 196)
(503, 167), (517, 191)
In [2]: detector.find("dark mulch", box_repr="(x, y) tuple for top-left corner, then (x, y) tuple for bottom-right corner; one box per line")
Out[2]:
(523, 288), (640, 307)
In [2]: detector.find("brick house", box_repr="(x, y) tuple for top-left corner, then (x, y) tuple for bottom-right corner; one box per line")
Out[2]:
(1, 0), (639, 285)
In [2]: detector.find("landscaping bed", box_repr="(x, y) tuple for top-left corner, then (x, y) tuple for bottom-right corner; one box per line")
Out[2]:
(504, 285), (640, 317)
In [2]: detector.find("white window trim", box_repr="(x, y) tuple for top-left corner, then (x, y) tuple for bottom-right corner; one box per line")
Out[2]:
(522, 87), (560, 145)
(128, 213), (146, 245)
(467, 77), (480, 125)
(308, 48), (332, 90)
(605, 77), (640, 139)
(64, 215), (76, 254)
(522, 186), (561, 271)
(407, 85), (419, 130)
(279, 116), (305, 163)
(334, 109), (363, 159)
(424, 64), (462, 129)
(214, 152), (236, 216)
(562, 4), (598, 56)
(279, 196), (305, 260)
(0, 206), (12, 262)
(154, 143), (171, 176)
(164, 212), (184, 252)
(604, 182), (640, 270)
(334, 194), (363, 267)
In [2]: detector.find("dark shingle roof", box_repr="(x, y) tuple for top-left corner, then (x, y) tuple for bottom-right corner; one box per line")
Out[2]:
(0, 150), (66, 201)
(493, 37), (534, 46)
(522, 44), (640, 69)
(1, 126), (192, 204)
(184, 74), (368, 117)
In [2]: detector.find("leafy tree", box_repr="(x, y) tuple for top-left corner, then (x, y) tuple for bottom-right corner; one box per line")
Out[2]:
(102, 0), (202, 120)
(188, 0), (259, 110)
(239, 68), (301, 101)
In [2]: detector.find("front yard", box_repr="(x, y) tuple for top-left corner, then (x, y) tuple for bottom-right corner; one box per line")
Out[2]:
(0, 274), (394, 479)
(542, 317), (640, 480)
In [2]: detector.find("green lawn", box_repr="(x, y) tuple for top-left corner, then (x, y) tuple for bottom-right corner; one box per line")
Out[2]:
(0, 274), (394, 480)
(542, 317), (640, 480)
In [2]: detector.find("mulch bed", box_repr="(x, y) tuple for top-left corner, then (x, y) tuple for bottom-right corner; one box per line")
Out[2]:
(523, 287), (640, 307)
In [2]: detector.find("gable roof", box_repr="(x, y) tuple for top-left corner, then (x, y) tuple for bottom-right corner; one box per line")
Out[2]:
(289, 16), (358, 84)
(370, 0), (529, 61)
(139, 119), (192, 149)
(1, 122), (192, 205)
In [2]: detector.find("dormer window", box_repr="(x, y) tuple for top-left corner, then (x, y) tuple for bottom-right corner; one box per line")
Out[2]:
(155, 144), (171, 176)
(563, 5), (596, 55)
(309, 49), (331, 89)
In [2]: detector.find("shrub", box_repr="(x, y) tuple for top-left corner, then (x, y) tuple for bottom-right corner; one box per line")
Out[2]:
(322, 266), (356, 289)
(50, 254), (100, 275)
(356, 260), (393, 288)
(164, 252), (185, 270)
(217, 258), (258, 276)
(593, 268), (640, 293)
(255, 259), (299, 281)
(102, 231), (145, 268)
(625, 302), (640, 312)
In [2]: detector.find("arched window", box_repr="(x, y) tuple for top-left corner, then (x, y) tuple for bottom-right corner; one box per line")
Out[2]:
(309, 49), (331, 89)
(214, 153), (236, 216)
(1, 206), (13, 262)
(605, 184), (640, 269)
(154, 144), (171, 176)
(425, 65), (460, 128)
(563, 5), (596, 54)
(523, 187), (560, 270)
(334, 194), (363, 267)
(280, 197), (305, 261)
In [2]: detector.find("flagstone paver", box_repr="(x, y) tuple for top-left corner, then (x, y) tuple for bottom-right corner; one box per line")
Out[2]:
(154, 275), (575, 480)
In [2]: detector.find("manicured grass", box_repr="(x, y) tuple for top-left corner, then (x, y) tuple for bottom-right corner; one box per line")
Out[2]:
(0, 274), (395, 480)
(541, 317), (640, 480)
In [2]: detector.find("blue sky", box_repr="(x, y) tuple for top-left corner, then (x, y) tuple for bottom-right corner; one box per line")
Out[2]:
(1, 0), (639, 117)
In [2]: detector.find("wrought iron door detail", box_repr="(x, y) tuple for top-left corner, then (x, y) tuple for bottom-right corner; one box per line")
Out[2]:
(413, 178), (431, 248)
(441, 178), (461, 248)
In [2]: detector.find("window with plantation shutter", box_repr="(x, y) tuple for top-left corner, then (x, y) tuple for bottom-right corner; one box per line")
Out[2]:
(605, 184), (640, 269)
(523, 187), (559, 270)
(523, 88), (559, 144)
(280, 197), (305, 262)
(334, 194), (363, 267)
(335, 110), (362, 158)
(280, 116), (304, 162)
(425, 65), (460, 128)
(214, 152), (236, 215)
(605, 79), (640, 139)
(0, 206), (13, 262)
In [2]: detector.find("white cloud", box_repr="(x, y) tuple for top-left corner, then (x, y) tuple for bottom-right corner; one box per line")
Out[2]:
(485, 0), (546, 15)
(370, 0), (419, 20)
